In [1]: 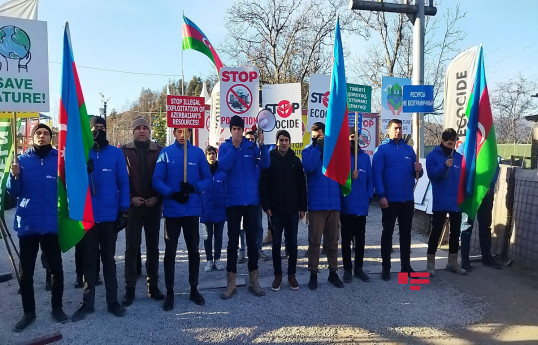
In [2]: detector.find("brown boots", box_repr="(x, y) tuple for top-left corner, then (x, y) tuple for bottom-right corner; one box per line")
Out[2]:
(248, 270), (265, 296)
(426, 254), (436, 277)
(446, 253), (467, 275)
(221, 272), (237, 300)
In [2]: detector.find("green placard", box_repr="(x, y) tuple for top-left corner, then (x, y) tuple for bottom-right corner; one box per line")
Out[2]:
(347, 84), (371, 113)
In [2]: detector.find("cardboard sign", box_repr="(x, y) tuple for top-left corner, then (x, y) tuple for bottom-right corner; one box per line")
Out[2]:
(403, 85), (434, 113)
(220, 67), (259, 128)
(262, 83), (302, 144)
(166, 95), (205, 128)
(0, 16), (49, 112)
(307, 74), (330, 129)
(381, 77), (412, 134)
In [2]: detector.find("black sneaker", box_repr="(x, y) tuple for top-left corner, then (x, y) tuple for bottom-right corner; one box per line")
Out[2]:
(122, 287), (135, 307)
(189, 289), (205, 306)
(308, 273), (318, 290)
(461, 259), (473, 271)
(328, 271), (344, 288)
(482, 257), (502, 269)
(148, 286), (165, 301)
(163, 294), (174, 311)
(71, 303), (94, 322)
(343, 269), (352, 283)
(107, 302), (126, 317)
(381, 267), (391, 281)
(354, 267), (370, 282)
(74, 275), (83, 289)
(51, 307), (68, 323)
(13, 312), (36, 332)
(401, 265), (415, 274)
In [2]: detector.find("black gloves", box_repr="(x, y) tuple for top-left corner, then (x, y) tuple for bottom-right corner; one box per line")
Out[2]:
(87, 159), (94, 173)
(181, 182), (195, 194)
(171, 192), (189, 204)
(114, 212), (128, 232)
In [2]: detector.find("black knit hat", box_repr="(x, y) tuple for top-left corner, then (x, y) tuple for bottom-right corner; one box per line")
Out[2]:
(229, 115), (244, 130)
(89, 116), (106, 130)
(31, 123), (52, 137)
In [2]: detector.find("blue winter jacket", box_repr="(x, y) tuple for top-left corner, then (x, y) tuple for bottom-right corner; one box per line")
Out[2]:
(302, 143), (341, 211)
(89, 145), (130, 223)
(218, 137), (270, 208)
(372, 139), (422, 202)
(152, 141), (212, 217)
(341, 150), (373, 216)
(7, 148), (58, 237)
(426, 145), (462, 212)
(201, 167), (227, 223)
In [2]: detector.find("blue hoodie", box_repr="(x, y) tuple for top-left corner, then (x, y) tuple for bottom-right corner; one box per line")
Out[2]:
(341, 150), (373, 216)
(89, 145), (130, 223)
(426, 145), (462, 212)
(302, 143), (341, 211)
(7, 148), (58, 237)
(372, 139), (422, 202)
(153, 141), (212, 217)
(218, 137), (270, 208)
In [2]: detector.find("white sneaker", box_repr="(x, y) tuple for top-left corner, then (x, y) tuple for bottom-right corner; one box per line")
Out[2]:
(214, 259), (225, 271)
(204, 261), (213, 272)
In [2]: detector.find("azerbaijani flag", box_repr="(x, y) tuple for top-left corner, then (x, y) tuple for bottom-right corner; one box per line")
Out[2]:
(57, 23), (95, 252)
(322, 17), (351, 196)
(457, 46), (498, 219)
(182, 15), (224, 74)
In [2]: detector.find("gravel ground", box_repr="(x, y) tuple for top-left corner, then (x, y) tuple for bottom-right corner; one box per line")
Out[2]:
(0, 204), (494, 344)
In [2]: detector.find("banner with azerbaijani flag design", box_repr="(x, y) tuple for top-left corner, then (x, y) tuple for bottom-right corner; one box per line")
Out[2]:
(322, 17), (351, 196)
(457, 45), (498, 219)
(57, 23), (95, 252)
(182, 15), (223, 74)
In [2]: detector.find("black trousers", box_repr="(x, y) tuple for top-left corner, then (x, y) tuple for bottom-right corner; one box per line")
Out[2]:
(164, 217), (200, 291)
(124, 205), (162, 288)
(19, 234), (64, 313)
(461, 192), (494, 258)
(82, 222), (118, 307)
(226, 205), (258, 273)
(75, 242), (100, 278)
(270, 212), (299, 276)
(427, 211), (462, 254)
(381, 201), (414, 270)
(340, 214), (367, 270)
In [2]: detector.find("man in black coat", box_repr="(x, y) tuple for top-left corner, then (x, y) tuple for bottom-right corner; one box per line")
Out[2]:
(259, 130), (307, 291)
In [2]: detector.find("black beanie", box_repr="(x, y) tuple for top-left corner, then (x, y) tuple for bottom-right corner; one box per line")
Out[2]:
(31, 123), (52, 137)
(89, 116), (106, 130)
(229, 115), (244, 130)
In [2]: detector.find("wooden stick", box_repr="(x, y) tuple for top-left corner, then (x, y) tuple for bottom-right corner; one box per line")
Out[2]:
(11, 112), (18, 180)
(183, 128), (187, 183)
(354, 111), (358, 171)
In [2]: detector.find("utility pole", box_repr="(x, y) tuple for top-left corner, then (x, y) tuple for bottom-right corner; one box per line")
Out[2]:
(99, 92), (111, 120)
(349, 0), (437, 157)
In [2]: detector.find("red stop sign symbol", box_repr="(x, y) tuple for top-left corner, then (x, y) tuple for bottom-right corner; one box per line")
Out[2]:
(322, 91), (330, 108)
(277, 100), (293, 118)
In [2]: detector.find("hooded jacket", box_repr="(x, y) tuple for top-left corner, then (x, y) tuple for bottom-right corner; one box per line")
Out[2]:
(200, 162), (227, 223)
(372, 138), (422, 202)
(426, 145), (462, 212)
(341, 149), (373, 216)
(302, 142), (341, 211)
(7, 148), (58, 237)
(259, 147), (307, 214)
(89, 144), (130, 222)
(152, 141), (212, 217)
(218, 136), (270, 208)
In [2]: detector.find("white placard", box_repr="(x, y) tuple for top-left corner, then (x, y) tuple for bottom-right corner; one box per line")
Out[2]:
(262, 83), (302, 144)
(380, 76), (411, 135)
(306, 73), (330, 129)
(219, 67), (259, 130)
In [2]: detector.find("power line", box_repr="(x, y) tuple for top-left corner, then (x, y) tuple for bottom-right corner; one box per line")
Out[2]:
(49, 61), (181, 77)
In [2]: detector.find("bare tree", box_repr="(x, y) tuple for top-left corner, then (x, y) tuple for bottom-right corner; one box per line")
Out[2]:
(490, 74), (537, 144)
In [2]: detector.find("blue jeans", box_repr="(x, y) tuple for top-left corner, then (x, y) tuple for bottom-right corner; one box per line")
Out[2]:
(271, 212), (299, 276)
(203, 221), (224, 261)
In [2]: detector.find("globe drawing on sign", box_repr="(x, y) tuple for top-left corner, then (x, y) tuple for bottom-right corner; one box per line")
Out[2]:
(386, 83), (403, 115)
(0, 25), (32, 72)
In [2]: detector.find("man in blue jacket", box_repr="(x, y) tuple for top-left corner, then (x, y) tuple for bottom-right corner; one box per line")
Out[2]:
(72, 117), (130, 322)
(219, 115), (270, 299)
(425, 128), (466, 277)
(340, 132), (373, 283)
(153, 127), (211, 310)
(372, 119), (423, 281)
(302, 122), (344, 290)
(8, 124), (68, 332)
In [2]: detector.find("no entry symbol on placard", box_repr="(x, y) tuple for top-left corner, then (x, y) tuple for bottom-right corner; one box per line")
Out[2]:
(277, 100), (293, 118)
(226, 84), (252, 114)
(322, 91), (330, 108)
(359, 128), (371, 148)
